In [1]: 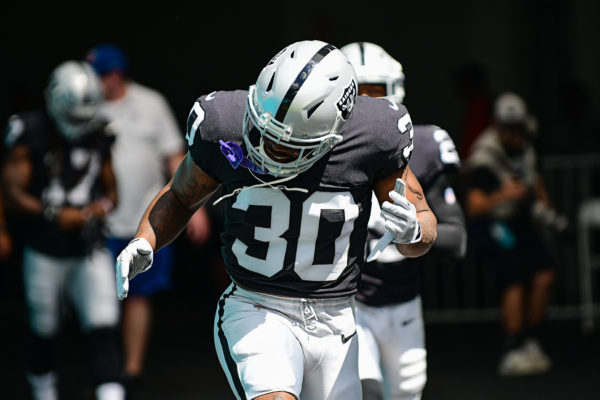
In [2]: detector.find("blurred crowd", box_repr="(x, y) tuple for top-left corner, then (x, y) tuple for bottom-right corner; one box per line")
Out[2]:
(0, 41), (597, 400)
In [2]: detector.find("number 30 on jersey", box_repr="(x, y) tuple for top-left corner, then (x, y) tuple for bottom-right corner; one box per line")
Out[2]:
(231, 187), (359, 282)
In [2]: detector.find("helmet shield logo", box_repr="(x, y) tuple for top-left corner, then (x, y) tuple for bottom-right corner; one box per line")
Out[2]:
(267, 47), (287, 66)
(336, 80), (357, 120)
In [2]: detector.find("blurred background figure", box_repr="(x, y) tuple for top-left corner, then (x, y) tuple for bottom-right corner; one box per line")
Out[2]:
(342, 42), (467, 400)
(85, 43), (212, 397)
(462, 92), (567, 377)
(0, 192), (13, 261)
(1, 61), (124, 400)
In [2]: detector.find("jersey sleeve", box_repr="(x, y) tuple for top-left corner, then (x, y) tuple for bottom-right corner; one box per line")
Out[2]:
(371, 99), (414, 182)
(424, 172), (467, 259)
(410, 125), (461, 189)
(185, 91), (247, 182)
(4, 114), (28, 150)
(185, 98), (220, 180)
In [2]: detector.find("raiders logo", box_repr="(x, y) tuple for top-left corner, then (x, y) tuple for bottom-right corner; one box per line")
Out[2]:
(267, 47), (287, 66)
(336, 80), (357, 120)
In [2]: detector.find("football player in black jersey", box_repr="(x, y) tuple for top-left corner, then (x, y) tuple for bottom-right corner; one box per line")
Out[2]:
(1, 61), (125, 400)
(115, 40), (437, 400)
(341, 42), (467, 400)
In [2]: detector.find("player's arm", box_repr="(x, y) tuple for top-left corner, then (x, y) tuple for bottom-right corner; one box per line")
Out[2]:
(0, 190), (13, 260)
(135, 152), (221, 251)
(1, 144), (42, 216)
(374, 165), (437, 258)
(80, 157), (118, 220)
(115, 152), (221, 300)
(423, 173), (466, 259)
(465, 167), (526, 219)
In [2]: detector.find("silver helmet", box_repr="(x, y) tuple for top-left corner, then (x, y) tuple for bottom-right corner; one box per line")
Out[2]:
(243, 40), (358, 177)
(340, 42), (405, 105)
(45, 60), (103, 141)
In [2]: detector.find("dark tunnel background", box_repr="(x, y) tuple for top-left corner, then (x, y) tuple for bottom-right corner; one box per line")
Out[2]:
(1, 1), (600, 399)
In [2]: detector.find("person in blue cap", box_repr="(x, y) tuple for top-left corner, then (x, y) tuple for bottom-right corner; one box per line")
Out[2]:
(85, 43), (213, 395)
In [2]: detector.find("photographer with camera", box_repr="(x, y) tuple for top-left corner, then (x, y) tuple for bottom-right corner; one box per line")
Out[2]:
(463, 92), (565, 377)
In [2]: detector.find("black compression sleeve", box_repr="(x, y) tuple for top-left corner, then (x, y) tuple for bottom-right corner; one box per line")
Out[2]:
(425, 172), (467, 259)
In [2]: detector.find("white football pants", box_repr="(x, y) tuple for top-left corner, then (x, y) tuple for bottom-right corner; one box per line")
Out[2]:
(356, 296), (426, 400)
(214, 282), (362, 400)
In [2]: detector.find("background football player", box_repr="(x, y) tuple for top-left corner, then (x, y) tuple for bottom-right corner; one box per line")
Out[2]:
(114, 40), (437, 400)
(2, 61), (124, 400)
(341, 42), (467, 400)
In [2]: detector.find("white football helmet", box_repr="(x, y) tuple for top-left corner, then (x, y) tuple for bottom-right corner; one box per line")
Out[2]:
(45, 60), (103, 141)
(340, 42), (405, 104)
(243, 40), (358, 177)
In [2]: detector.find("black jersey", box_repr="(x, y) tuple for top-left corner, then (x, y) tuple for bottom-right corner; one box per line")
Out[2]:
(357, 125), (461, 306)
(188, 91), (413, 298)
(4, 109), (115, 257)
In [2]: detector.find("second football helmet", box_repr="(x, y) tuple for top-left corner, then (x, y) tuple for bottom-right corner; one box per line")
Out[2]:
(243, 40), (358, 177)
(340, 42), (405, 105)
(45, 60), (103, 141)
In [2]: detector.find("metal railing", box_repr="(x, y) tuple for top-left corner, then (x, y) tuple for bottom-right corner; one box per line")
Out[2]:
(422, 153), (600, 332)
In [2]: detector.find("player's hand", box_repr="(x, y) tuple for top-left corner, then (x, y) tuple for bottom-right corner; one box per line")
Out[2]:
(55, 206), (87, 231)
(115, 238), (153, 300)
(380, 190), (422, 244)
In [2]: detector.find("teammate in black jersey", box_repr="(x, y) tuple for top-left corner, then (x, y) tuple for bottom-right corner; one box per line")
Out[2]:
(115, 40), (437, 400)
(2, 61), (124, 400)
(342, 42), (467, 400)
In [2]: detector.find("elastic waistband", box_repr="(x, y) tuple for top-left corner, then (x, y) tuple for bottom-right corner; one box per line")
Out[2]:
(231, 281), (354, 307)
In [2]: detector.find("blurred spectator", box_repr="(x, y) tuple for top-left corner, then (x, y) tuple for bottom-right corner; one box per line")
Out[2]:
(462, 92), (566, 377)
(454, 61), (494, 159)
(85, 43), (212, 396)
(1, 61), (124, 400)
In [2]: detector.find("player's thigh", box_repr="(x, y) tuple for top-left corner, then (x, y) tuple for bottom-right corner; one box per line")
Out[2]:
(22, 246), (70, 336)
(214, 284), (304, 400)
(300, 300), (361, 400)
(378, 297), (427, 400)
(302, 331), (361, 400)
(356, 305), (383, 383)
(70, 247), (120, 330)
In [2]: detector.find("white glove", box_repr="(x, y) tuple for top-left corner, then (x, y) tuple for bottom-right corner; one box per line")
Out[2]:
(115, 238), (154, 300)
(380, 190), (422, 244)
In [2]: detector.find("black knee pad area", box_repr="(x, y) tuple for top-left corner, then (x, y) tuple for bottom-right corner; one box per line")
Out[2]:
(26, 332), (57, 375)
(361, 378), (384, 400)
(86, 327), (122, 385)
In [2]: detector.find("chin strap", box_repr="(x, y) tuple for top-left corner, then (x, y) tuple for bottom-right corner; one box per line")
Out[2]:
(212, 172), (307, 206)
(214, 140), (307, 206)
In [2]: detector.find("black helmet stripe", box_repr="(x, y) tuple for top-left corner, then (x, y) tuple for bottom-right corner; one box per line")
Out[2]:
(359, 42), (366, 65)
(275, 43), (336, 122)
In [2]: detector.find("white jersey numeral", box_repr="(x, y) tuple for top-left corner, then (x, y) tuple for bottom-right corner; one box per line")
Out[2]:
(231, 188), (290, 277)
(398, 113), (414, 159)
(231, 188), (359, 281)
(296, 192), (359, 281)
(185, 102), (205, 147)
(433, 129), (460, 165)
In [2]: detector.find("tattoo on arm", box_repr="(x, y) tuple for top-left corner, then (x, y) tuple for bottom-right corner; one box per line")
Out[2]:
(176, 168), (216, 208)
(148, 190), (193, 249)
(407, 184), (423, 200)
(180, 175), (200, 204)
